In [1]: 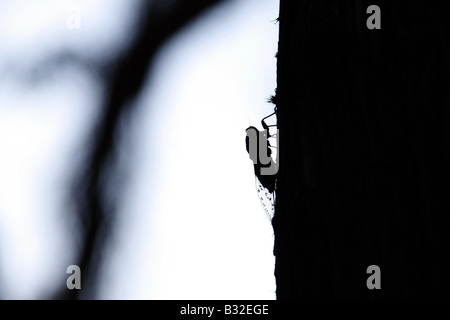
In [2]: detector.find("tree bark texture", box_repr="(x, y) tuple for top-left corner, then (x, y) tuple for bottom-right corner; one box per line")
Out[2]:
(273, 0), (450, 299)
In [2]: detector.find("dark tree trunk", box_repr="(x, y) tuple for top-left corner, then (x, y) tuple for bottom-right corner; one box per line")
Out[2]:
(273, 0), (450, 299)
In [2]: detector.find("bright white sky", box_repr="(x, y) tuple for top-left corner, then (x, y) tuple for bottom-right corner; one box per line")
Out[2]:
(0, 0), (279, 299)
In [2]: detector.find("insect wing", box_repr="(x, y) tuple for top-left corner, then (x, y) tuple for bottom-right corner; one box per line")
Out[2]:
(255, 177), (275, 221)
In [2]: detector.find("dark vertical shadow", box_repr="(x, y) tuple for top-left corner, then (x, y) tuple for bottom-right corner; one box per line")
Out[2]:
(274, 0), (450, 299)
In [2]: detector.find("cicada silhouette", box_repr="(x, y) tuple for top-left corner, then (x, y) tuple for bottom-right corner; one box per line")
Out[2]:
(245, 107), (278, 221)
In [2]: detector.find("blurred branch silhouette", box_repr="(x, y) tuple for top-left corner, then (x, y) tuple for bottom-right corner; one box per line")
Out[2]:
(56, 0), (225, 299)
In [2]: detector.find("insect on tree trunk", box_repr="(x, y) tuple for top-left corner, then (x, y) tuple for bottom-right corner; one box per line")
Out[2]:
(273, 0), (450, 299)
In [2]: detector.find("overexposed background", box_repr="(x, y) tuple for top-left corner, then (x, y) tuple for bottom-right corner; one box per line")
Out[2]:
(0, 0), (279, 299)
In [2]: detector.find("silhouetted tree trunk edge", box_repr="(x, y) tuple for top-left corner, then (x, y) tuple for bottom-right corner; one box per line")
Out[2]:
(273, 0), (450, 299)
